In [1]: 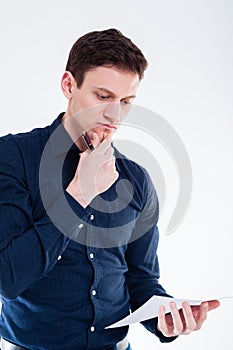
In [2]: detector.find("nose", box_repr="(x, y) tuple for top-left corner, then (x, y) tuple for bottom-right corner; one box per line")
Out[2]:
(103, 102), (121, 123)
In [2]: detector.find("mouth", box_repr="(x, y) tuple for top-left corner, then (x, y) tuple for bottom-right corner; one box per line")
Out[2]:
(98, 123), (117, 130)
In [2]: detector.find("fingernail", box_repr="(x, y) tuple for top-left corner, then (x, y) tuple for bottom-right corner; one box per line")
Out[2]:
(181, 301), (188, 308)
(160, 305), (165, 313)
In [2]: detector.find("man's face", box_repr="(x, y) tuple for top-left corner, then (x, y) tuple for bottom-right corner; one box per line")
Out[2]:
(63, 66), (140, 145)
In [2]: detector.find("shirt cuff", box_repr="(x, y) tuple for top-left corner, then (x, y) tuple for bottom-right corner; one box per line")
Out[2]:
(142, 317), (178, 343)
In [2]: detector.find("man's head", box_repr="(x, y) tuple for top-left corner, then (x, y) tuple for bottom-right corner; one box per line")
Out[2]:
(65, 28), (148, 88)
(61, 29), (148, 149)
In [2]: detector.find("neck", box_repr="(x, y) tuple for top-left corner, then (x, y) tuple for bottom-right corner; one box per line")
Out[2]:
(61, 112), (86, 151)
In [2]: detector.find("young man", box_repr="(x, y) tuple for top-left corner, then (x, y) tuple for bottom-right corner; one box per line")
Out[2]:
(0, 29), (219, 350)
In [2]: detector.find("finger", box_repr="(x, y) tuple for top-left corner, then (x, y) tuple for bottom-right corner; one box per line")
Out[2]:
(91, 132), (101, 148)
(169, 302), (184, 335)
(190, 299), (220, 318)
(194, 302), (208, 330)
(103, 133), (112, 141)
(104, 146), (115, 159)
(181, 302), (197, 333)
(101, 159), (117, 172)
(206, 300), (220, 311)
(112, 169), (119, 182)
(157, 305), (171, 337)
(95, 138), (112, 154)
(79, 148), (90, 159)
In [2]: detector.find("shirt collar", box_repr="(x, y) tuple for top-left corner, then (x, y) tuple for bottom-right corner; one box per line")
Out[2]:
(48, 113), (81, 157)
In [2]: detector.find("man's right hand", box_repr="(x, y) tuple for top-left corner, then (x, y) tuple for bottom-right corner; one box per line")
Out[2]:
(66, 132), (119, 208)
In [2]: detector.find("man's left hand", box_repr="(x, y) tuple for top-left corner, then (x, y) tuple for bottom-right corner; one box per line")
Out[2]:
(157, 300), (220, 337)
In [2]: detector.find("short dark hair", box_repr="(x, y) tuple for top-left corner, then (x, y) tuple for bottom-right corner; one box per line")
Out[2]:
(65, 28), (148, 87)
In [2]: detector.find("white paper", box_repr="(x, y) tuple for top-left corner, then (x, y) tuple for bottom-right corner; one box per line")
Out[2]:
(105, 295), (233, 329)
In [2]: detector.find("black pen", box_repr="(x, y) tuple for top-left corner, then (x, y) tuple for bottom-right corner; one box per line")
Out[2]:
(81, 131), (94, 151)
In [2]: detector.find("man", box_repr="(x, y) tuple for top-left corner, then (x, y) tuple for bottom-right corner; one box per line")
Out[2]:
(0, 29), (219, 350)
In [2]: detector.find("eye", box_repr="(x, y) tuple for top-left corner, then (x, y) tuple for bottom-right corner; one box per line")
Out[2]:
(121, 100), (131, 105)
(97, 93), (111, 101)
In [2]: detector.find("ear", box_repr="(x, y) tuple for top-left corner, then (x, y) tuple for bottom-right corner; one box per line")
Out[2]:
(61, 71), (76, 99)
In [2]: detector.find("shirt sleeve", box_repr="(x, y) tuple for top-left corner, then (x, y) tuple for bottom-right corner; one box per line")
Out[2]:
(0, 137), (85, 300)
(125, 169), (177, 343)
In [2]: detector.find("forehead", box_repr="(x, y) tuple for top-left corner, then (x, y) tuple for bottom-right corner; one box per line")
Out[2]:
(82, 66), (140, 96)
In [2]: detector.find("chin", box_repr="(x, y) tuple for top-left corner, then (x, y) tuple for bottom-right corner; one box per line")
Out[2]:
(91, 128), (114, 142)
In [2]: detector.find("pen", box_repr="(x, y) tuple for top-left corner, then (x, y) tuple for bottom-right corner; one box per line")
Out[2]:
(81, 131), (94, 151)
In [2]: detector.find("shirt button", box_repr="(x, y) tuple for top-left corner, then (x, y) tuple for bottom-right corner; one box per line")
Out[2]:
(78, 223), (84, 229)
(90, 214), (95, 220)
(90, 326), (95, 332)
(90, 253), (94, 259)
(92, 290), (97, 296)
(57, 255), (62, 260)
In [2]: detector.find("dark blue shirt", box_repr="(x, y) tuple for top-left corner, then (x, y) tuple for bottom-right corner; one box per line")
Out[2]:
(0, 114), (176, 349)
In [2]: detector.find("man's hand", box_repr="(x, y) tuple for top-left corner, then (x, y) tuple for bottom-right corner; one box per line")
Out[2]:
(157, 299), (220, 337)
(66, 132), (119, 207)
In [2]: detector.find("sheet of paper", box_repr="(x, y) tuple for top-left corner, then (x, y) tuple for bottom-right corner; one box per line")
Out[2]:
(105, 295), (233, 329)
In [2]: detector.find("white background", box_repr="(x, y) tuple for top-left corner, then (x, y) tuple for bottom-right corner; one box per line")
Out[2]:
(0, 0), (233, 349)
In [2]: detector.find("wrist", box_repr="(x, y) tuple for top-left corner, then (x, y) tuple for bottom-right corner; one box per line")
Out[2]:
(66, 180), (89, 208)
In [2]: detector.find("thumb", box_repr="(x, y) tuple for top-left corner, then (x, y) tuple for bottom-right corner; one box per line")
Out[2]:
(91, 132), (100, 148)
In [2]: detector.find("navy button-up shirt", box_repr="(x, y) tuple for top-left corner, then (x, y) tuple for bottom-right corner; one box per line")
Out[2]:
(0, 114), (176, 349)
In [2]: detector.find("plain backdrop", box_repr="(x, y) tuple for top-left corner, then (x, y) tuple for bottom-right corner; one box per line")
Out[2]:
(0, 0), (233, 349)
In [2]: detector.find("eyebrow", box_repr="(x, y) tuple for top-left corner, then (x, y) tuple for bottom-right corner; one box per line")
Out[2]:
(94, 87), (136, 99)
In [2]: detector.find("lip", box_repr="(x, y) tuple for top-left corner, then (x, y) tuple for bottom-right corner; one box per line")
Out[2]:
(98, 123), (116, 130)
